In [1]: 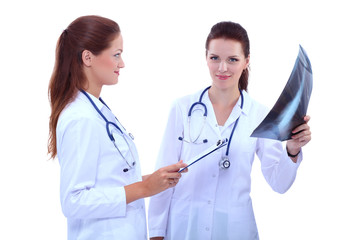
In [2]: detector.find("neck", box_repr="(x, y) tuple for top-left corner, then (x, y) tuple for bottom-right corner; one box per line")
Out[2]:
(83, 67), (102, 99)
(86, 87), (101, 99)
(83, 81), (102, 99)
(208, 86), (240, 107)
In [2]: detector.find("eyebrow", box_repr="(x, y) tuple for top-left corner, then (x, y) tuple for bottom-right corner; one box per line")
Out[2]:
(208, 53), (240, 58)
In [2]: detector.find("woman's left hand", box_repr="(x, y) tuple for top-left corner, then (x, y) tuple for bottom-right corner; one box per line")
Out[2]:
(286, 115), (311, 157)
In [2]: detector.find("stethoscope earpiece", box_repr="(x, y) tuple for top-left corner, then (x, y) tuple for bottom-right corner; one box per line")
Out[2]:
(124, 161), (136, 172)
(178, 136), (208, 144)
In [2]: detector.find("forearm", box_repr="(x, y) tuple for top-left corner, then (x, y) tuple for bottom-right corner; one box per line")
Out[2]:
(142, 174), (151, 181)
(126, 162), (185, 204)
(258, 139), (302, 194)
(61, 186), (127, 219)
(286, 145), (301, 163)
(124, 181), (149, 204)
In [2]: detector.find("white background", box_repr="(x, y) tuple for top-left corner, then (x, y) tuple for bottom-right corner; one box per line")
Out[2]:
(1, 0), (351, 239)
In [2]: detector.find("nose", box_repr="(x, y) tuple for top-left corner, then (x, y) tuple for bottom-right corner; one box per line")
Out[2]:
(218, 61), (227, 73)
(118, 57), (125, 68)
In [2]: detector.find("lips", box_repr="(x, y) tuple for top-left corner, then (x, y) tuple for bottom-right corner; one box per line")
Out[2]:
(216, 75), (230, 80)
(114, 71), (119, 76)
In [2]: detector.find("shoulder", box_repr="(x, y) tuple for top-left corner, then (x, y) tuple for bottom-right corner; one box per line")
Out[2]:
(172, 88), (205, 110)
(241, 91), (271, 133)
(243, 91), (269, 118)
(163, 88), (207, 123)
(57, 93), (99, 131)
(176, 89), (201, 103)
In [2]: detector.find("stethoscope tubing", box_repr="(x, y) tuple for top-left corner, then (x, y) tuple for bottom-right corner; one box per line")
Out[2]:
(80, 90), (135, 171)
(187, 86), (211, 117)
(188, 86), (244, 158)
(80, 90), (124, 137)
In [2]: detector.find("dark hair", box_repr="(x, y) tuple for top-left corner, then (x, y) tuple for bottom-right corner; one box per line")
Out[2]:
(205, 21), (250, 91)
(48, 15), (121, 159)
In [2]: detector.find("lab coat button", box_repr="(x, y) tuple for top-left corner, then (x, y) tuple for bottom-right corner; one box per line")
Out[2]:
(205, 227), (210, 231)
(208, 200), (211, 204)
(212, 174), (216, 178)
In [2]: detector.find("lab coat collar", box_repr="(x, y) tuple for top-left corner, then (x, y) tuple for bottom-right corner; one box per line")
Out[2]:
(201, 91), (221, 133)
(201, 88), (252, 130)
(200, 88), (251, 115)
(240, 90), (251, 116)
(77, 90), (105, 111)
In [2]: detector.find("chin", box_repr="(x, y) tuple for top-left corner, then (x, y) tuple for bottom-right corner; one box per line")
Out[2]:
(212, 80), (237, 90)
(109, 78), (119, 85)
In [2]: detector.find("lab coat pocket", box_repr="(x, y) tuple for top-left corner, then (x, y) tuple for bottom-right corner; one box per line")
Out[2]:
(168, 196), (191, 239)
(170, 195), (191, 216)
(181, 141), (209, 164)
(227, 202), (259, 240)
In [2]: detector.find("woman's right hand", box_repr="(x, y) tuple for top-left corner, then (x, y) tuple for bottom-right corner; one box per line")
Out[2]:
(143, 160), (187, 196)
(124, 161), (187, 204)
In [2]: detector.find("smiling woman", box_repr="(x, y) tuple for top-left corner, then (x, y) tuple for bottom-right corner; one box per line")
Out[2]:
(148, 21), (312, 240)
(206, 38), (250, 94)
(47, 15), (187, 240)
(81, 34), (125, 97)
(206, 21), (250, 92)
(48, 15), (121, 158)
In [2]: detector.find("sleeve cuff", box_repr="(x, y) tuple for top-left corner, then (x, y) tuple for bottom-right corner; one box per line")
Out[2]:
(286, 150), (303, 167)
(149, 229), (166, 238)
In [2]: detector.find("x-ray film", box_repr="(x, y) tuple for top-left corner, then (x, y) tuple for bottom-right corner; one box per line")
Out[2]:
(251, 45), (313, 141)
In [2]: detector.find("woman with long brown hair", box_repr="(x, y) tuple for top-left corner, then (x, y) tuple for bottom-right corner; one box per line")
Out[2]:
(48, 15), (186, 240)
(148, 21), (311, 240)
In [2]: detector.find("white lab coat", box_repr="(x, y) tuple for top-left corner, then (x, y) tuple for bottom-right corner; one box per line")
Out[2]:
(57, 91), (147, 240)
(148, 88), (302, 240)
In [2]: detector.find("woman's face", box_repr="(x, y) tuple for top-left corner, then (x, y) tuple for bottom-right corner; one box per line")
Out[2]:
(90, 34), (125, 87)
(206, 38), (249, 90)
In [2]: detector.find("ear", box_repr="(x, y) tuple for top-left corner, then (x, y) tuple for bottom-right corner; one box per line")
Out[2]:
(82, 50), (93, 67)
(244, 54), (250, 69)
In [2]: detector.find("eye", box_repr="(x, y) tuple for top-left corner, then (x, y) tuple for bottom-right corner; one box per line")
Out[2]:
(228, 57), (238, 63)
(114, 53), (121, 58)
(210, 56), (219, 61)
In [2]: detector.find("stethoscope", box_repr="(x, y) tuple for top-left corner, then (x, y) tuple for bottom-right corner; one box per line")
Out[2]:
(179, 86), (244, 169)
(80, 90), (136, 172)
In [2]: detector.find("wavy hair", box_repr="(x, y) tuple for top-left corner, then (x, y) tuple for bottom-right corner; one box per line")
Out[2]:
(48, 15), (120, 159)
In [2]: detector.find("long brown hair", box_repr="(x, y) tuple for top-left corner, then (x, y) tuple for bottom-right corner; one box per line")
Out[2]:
(205, 21), (250, 91)
(48, 15), (120, 159)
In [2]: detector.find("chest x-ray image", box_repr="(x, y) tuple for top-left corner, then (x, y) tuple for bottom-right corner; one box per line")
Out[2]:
(251, 45), (313, 141)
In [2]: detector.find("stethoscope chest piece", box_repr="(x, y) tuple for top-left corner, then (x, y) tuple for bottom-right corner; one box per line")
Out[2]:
(219, 157), (231, 169)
